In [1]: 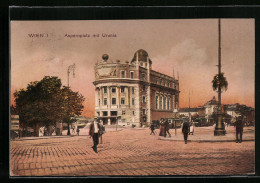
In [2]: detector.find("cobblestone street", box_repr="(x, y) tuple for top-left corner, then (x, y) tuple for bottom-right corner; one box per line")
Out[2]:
(10, 126), (255, 176)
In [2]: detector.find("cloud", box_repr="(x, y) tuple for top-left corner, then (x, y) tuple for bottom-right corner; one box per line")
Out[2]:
(168, 39), (207, 65)
(151, 39), (208, 78)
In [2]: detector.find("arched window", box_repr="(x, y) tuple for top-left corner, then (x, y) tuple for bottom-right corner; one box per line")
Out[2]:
(164, 96), (167, 109)
(155, 95), (159, 109)
(121, 70), (125, 78)
(130, 71), (134, 79)
(142, 73), (146, 81)
(159, 96), (162, 109)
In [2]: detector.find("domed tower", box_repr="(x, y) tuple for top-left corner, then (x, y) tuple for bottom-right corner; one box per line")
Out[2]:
(131, 49), (152, 69)
(93, 50), (180, 129)
(102, 54), (109, 62)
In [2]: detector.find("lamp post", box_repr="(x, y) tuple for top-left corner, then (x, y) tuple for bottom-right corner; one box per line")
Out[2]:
(173, 109), (178, 135)
(66, 63), (76, 135)
(116, 117), (118, 131)
(214, 19), (226, 136)
(67, 63), (75, 87)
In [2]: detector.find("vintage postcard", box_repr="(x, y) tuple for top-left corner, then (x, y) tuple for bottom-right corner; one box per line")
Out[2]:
(10, 19), (255, 176)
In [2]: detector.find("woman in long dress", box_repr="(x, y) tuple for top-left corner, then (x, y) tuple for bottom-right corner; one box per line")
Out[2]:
(189, 121), (194, 135)
(159, 118), (165, 136)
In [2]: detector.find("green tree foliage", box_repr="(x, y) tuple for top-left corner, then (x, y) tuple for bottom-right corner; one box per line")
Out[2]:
(235, 104), (254, 119)
(14, 76), (85, 136)
(191, 113), (199, 122)
(212, 73), (228, 92)
(11, 105), (17, 115)
(61, 86), (85, 135)
(210, 111), (218, 124)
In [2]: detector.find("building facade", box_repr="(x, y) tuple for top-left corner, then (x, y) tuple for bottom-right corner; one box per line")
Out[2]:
(178, 107), (205, 119)
(93, 49), (180, 127)
(204, 96), (218, 123)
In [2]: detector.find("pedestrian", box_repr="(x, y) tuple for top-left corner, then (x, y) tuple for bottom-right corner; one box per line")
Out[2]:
(189, 121), (194, 135)
(182, 120), (189, 144)
(89, 117), (101, 153)
(235, 116), (244, 143)
(99, 123), (105, 144)
(150, 123), (155, 135)
(164, 119), (171, 137)
(44, 128), (47, 136)
(159, 118), (165, 136)
(76, 128), (80, 136)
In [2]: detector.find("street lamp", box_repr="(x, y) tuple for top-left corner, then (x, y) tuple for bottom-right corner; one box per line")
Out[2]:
(66, 63), (76, 135)
(67, 63), (75, 87)
(173, 109), (178, 136)
(214, 19), (226, 136)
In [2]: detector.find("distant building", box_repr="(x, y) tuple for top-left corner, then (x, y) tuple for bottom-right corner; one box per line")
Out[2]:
(93, 49), (180, 127)
(10, 115), (19, 131)
(72, 116), (90, 129)
(224, 104), (240, 120)
(224, 103), (255, 124)
(178, 96), (217, 124)
(204, 96), (218, 123)
(179, 108), (201, 118)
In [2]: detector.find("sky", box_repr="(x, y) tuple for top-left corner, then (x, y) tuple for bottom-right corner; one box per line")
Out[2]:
(11, 19), (255, 117)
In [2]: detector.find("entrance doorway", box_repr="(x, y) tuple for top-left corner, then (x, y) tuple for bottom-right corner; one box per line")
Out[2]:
(102, 118), (108, 125)
(111, 118), (117, 125)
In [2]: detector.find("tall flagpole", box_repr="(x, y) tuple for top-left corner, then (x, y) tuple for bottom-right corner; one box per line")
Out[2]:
(66, 63), (76, 135)
(189, 89), (191, 122)
(214, 19), (226, 136)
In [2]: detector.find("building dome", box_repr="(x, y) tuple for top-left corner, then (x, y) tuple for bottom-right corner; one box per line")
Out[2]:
(102, 54), (109, 61)
(131, 49), (152, 63)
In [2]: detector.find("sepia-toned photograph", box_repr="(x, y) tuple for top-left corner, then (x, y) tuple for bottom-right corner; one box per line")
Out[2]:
(10, 19), (255, 176)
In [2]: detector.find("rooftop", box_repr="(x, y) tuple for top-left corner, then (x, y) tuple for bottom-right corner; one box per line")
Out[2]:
(204, 96), (217, 106)
(179, 108), (203, 113)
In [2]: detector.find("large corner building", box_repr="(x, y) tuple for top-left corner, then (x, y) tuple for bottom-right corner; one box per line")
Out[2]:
(93, 49), (180, 127)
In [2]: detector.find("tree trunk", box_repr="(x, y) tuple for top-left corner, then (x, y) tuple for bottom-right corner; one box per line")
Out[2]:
(48, 126), (52, 136)
(34, 122), (39, 137)
(67, 122), (71, 135)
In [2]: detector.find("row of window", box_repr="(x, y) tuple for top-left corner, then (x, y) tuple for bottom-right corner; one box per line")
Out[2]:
(102, 86), (135, 94)
(97, 110), (135, 116)
(119, 70), (177, 90)
(122, 110), (136, 115)
(120, 70), (146, 79)
(153, 77), (177, 89)
(120, 70), (134, 78)
(155, 95), (171, 110)
(98, 105), (169, 117)
(99, 97), (136, 105)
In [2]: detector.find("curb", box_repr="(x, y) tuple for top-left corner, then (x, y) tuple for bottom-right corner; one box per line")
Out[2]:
(158, 137), (255, 142)
(12, 135), (75, 141)
(11, 129), (125, 141)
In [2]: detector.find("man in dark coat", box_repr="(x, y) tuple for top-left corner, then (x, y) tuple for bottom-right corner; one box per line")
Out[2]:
(89, 117), (101, 153)
(164, 119), (171, 137)
(182, 121), (189, 144)
(76, 128), (80, 136)
(235, 117), (244, 143)
(99, 123), (105, 144)
(150, 123), (155, 135)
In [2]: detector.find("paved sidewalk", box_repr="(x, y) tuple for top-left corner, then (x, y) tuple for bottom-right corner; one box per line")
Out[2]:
(10, 126), (255, 176)
(13, 127), (125, 141)
(158, 126), (254, 142)
(13, 126), (254, 142)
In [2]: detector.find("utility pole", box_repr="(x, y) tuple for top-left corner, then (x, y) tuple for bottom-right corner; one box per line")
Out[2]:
(66, 63), (76, 135)
(189, 89), (191, 122)
(173, 67), (178, 136)
(214, 19), (226, 136)
(67, 63), (76, 87)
